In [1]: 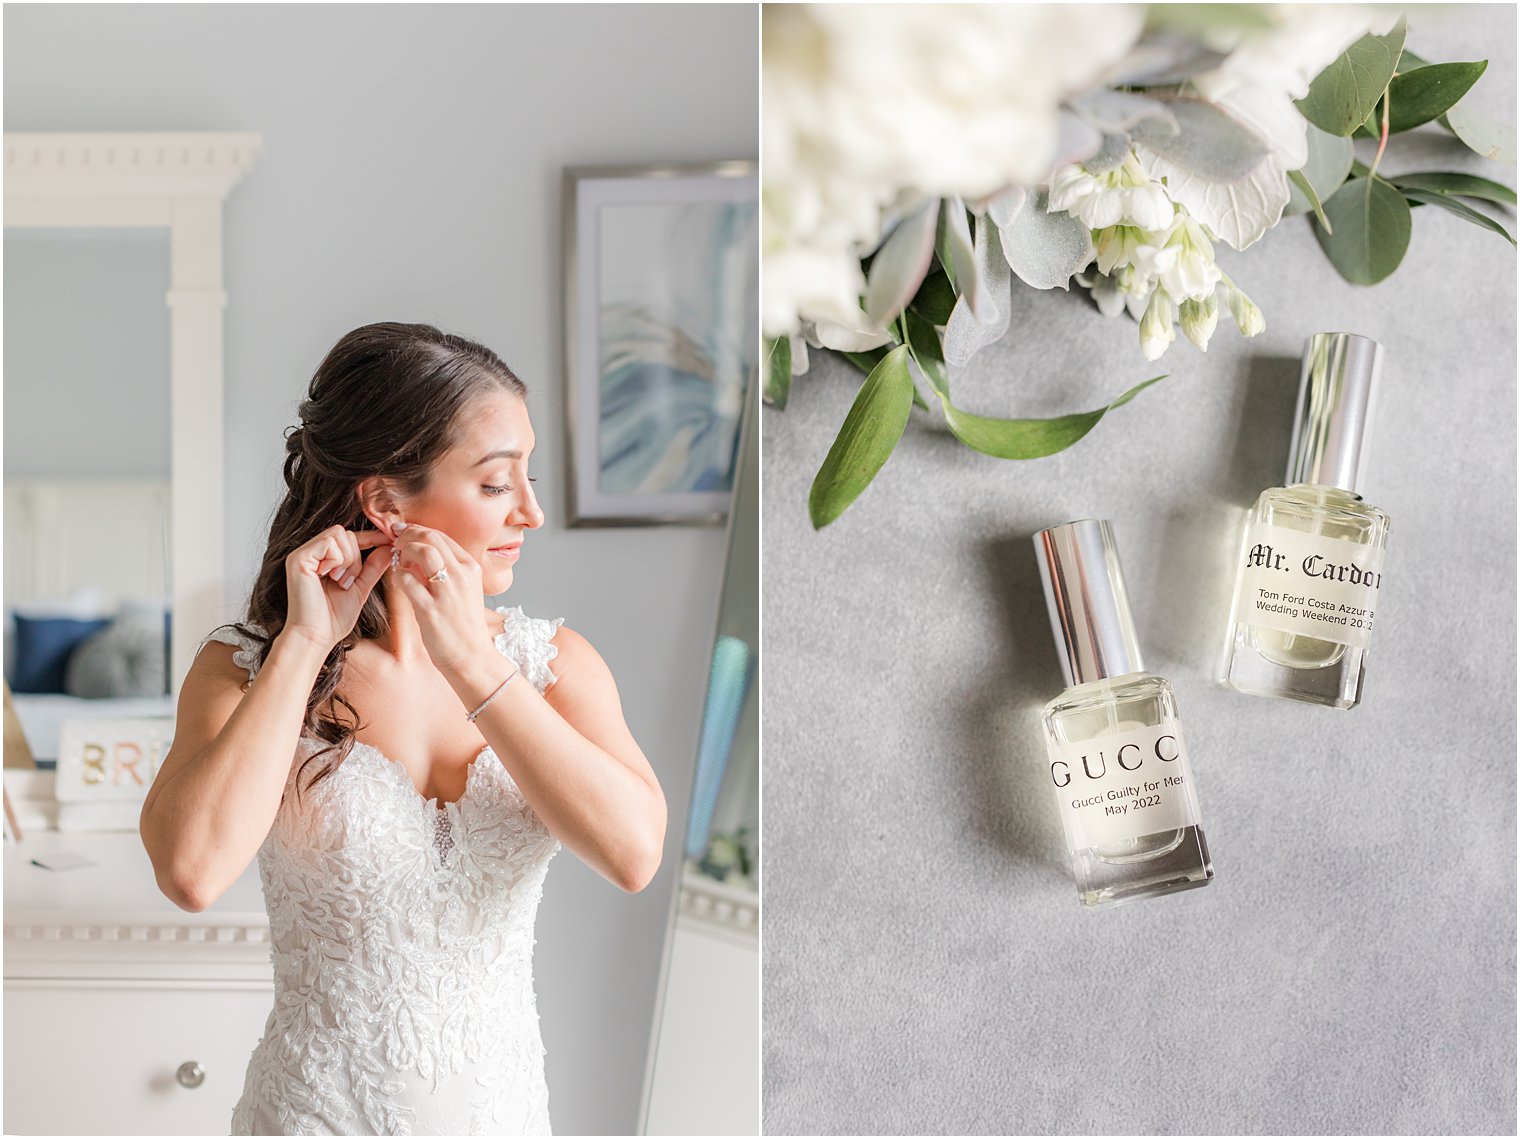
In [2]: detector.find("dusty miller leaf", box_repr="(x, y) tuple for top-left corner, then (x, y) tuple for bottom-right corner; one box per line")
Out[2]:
(998, 188), (1095, 292)
(944, 213), (1014, 368)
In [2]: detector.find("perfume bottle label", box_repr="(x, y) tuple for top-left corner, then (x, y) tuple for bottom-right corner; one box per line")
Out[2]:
(1047, 723), (1201, 848)
(1233, 521), (1386, 650)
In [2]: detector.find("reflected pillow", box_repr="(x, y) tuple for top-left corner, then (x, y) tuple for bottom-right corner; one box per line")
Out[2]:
(11, 615), (111, 694)
(65, 613), (168, 698)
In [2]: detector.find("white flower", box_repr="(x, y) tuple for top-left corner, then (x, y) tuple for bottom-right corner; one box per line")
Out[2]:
(1139, 289), (1176, 361)
(762, 3), (1146, 336)
(1094, 225), (1145, 277)
(1224, 275), (1266, 337)
(761, 244), (867, 340)
(1179, 293), (1220, 351)
(1075, 269), (1128, 318)
(1131, 215), (1220, 303)
(1048, 153), (1174, 232)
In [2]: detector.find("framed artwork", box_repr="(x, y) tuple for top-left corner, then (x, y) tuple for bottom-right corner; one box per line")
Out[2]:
(563, 162), (758, 527)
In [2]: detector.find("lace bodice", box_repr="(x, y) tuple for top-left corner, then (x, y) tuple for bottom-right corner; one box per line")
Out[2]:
(207, 606), (563, 1135)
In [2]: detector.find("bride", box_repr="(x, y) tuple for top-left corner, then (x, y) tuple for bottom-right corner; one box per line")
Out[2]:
(139, 322), (666, 1135)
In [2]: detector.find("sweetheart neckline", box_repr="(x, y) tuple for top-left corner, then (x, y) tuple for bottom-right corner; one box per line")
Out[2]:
(348, 739), (494, 812)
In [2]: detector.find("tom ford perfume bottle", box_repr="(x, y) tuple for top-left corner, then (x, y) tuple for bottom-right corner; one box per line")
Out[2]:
(1034, 519), (1214, 909)
(1221, 332), (1389, 709)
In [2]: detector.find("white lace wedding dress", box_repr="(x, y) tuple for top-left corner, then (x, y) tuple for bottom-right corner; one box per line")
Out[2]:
(201, 606), (563, 1136)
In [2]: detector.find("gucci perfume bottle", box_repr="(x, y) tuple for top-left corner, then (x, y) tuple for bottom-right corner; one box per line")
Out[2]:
(1221, 332), (1389, 709)
(1034, 519), (1213, 909)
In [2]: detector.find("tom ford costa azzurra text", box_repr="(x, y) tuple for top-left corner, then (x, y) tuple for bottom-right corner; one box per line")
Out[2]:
(1034, 519), (1214, 909)
(1221, 332), (1389, 710)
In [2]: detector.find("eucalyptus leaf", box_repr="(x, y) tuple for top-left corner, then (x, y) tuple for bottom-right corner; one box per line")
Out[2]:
(931, 375), (1166, 460)
(1401, 188), (1516, 246)
(808, 345), (914, 529)
(998, 188), (1095, 292)
(863, 201), (938, 327)
(908, 271), (957, 326)
(764, 335), (791, 410)
(1390, 170), (1516, 206)
(1296, 18), (1407, 136)
(1285, 124), (1355, 217)
(1131, 97), (1271, 181)
(945, 213), (1014, 368)
(1287, 169), (1332, 232)
(1314, 176), (1412, 285)
(1445, 101), (1518, 164)
(1385, 61), (1488, 134)
(1143, 4), (1273, 36)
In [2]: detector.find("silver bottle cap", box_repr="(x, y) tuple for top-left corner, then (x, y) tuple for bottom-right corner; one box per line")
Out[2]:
(1286, 332), (1383, 494)
(1033, 518), (1144, 688)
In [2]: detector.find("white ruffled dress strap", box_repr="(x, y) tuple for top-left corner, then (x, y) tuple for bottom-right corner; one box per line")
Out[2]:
(493, 606), (563, 693)
(196, 623), (269, 685)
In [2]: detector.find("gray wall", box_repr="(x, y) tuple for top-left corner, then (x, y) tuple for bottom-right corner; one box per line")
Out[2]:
(4, 5), (756, 1133)
(3, 229), (170, 478)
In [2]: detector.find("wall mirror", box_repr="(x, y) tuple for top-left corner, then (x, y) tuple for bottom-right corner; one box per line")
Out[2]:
(2, 132), (260, 773)
(640, 377), (759, 1134)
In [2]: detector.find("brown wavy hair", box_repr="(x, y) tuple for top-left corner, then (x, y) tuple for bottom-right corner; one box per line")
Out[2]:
(212, 322), (527, 802)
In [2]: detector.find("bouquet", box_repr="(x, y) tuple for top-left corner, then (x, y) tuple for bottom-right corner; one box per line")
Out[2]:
(762, 4), (1515, 527)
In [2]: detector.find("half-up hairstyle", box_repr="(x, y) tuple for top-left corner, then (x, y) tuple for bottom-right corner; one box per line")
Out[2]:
(220, 322), (527, 801)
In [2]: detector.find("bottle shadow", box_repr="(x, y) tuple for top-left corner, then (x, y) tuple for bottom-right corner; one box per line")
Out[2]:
(1148, 354), (1302, 671)
(1221, 354), (1302, 509)
(956, 533), (1070, 877)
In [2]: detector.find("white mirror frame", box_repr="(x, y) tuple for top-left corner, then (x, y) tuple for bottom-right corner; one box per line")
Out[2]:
(4, 131), (262, 690)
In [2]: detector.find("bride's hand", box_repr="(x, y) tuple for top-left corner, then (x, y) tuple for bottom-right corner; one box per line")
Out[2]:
(388, 523), (490, 673)
(282, 525), (393, 653)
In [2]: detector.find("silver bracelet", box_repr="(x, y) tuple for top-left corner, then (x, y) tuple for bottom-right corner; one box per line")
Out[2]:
(466, 665), (519, 722)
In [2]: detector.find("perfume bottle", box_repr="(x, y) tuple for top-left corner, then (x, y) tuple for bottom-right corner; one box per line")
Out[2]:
(1034, 519), (1214, 909)
(1221, 332), (1389, 709)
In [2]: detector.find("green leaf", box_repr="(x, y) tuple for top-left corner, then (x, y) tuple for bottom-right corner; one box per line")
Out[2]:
(1287, 169), (1332, 233)
(1444, 101), (1518, 164)
(808, 346), (915, 529)
(764, 336), (792, 410)
(934, 204), (957, 290)
(1390, 170), (1516, 206)
(1385, 61), (1488, 133)
(908, 270), (957, 326)
(1297, 17), (1406, 136)
(902, 309), (949, 401)
(1285, 124), (1355, 218)
(930, 376), (1166, 460)
(1313, 176), (1412, 285)
(1401, 188), (1516, 246)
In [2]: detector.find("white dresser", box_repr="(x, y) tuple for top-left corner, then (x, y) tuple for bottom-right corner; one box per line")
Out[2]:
(3, 769), (273, 1135)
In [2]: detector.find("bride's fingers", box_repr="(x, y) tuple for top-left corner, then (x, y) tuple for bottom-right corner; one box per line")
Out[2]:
(393, 565), (436, 609)
(349, 542), (392, 596)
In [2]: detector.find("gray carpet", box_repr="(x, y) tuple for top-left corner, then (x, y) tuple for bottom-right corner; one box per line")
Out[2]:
(760, 8), (1517, 1134)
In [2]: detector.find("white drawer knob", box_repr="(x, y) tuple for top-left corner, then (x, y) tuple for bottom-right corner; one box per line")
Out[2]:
(176, 1061), (205, 1089)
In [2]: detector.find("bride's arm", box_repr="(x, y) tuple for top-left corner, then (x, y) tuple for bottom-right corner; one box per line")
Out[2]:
(442, 626), (666, 893)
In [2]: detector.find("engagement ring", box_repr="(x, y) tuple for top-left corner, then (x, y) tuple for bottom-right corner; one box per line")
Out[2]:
(428, 568), (449, 584)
